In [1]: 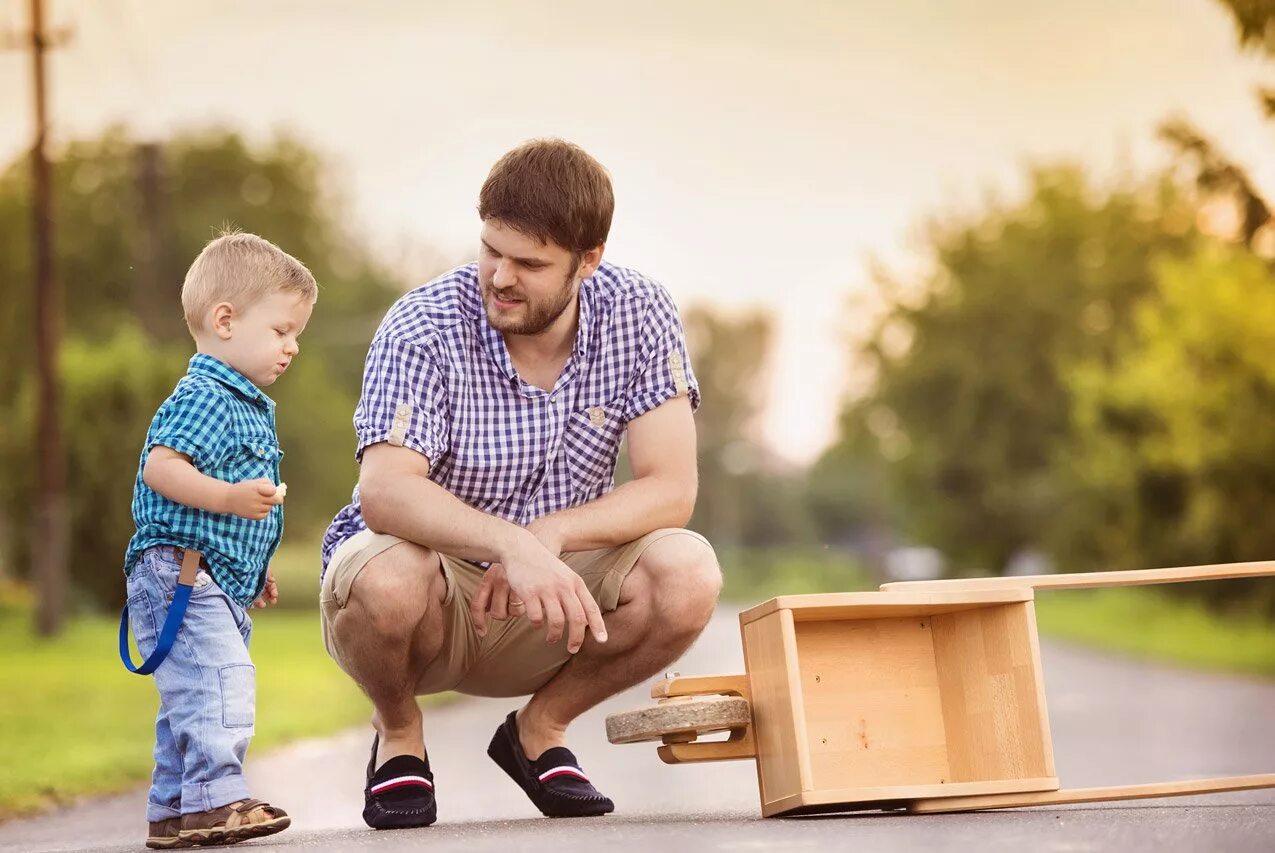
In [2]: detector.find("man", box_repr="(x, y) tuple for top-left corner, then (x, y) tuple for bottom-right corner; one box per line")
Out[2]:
(319, 139), (721, 828)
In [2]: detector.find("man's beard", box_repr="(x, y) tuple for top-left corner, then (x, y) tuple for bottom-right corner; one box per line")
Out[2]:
(484, 270), (577, 335)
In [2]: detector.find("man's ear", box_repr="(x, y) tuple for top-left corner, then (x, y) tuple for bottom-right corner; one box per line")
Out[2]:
(575, 243), (605, 281)
(211, 302), (235, 340)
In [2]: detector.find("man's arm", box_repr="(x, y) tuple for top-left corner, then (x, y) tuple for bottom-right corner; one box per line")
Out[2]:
(359, 442), (529, 565)
(529, 395), (698, 554)
(359, 442), (608, 651)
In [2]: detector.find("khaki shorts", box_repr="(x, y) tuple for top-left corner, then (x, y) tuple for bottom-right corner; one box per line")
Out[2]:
(319, 527), (708, 698)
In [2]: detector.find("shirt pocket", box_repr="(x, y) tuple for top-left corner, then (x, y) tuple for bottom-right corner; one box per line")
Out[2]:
(560, 402), (625, 497)
(233, 433), (283, 482)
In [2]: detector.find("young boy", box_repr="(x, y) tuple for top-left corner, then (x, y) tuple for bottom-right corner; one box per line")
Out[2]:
(123, 232), (316, 849)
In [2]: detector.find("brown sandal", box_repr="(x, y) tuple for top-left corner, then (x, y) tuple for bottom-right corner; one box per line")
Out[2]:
(146, 817), (191, 849)
(178, 798), (290, 846)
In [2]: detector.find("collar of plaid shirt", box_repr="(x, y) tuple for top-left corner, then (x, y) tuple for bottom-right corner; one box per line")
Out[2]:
(187, 353), (275, 410)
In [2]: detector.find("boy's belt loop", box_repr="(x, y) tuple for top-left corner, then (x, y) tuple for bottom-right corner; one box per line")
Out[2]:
(119, 548), (203, 676)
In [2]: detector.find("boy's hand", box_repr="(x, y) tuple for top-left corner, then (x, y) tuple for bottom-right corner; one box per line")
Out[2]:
(223, 478), (283, 519)
(252, 570), (279, 609)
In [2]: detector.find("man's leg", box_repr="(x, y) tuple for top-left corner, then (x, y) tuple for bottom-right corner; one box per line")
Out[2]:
(515, 532), (722, 758)
(327, 541), (448, 766)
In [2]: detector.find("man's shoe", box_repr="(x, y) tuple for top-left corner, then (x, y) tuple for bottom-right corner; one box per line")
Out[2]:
(487, 710), (614, 817)
(363, 733), (437, 829)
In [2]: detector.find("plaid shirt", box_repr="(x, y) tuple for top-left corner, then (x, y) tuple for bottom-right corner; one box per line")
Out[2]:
(124, 353), (285, 606)
(321, 261), (699, 574)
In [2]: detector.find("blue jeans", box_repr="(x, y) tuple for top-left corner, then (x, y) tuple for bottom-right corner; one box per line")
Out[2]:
(126, 546), (255, 822)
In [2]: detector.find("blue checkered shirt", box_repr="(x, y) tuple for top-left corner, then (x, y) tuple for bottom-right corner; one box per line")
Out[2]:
(321, 261), (699, 575)
(124, 353), (285, 606)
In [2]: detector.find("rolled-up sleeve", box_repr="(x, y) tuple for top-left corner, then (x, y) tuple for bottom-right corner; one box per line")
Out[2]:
(621, 287), (700, 423)
(354, 333), (450, 464)
(147, 387), (234, 471)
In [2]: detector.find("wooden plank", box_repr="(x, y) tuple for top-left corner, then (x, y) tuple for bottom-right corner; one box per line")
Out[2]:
(1022, 600), (1057, 778)
(742, 609), (811, 810)
(797, 617), (951, 791)
(880, 560), (1275, 594)
(739, 588), (1033, 626)
(930, 602), (1052, 783)
(907, 774), (1275, 813)
(762, 776), (1060, 816)
(650, 673), (749, 700)
(657, 729), (757, 764)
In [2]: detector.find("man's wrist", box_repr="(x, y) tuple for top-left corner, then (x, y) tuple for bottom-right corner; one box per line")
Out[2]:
(494, 523), (538, 565)
(529, 514), (569, 554)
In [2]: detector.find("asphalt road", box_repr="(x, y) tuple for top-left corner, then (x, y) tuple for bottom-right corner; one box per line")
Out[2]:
(4, 607), (1274, 852)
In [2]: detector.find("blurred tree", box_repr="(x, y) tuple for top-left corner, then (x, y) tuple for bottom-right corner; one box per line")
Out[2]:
(1060, 244), (1275, 610)
(682, 307), (811, 548)
(822, 168), (1200, 573)
(0, 128), (412, 610)
(1154, 2), (1275, 253)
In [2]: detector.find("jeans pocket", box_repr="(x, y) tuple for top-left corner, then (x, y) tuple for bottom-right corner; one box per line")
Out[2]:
(126, 590), (160, 658)
(218, 664), (256, 728)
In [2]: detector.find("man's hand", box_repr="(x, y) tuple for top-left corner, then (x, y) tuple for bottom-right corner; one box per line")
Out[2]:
(222, 478), (283, 520)
(470, 516), (567, 636)
(472, 562), (516, 626)
(252, 570), (279, 609)
(470, 529), (607, 654)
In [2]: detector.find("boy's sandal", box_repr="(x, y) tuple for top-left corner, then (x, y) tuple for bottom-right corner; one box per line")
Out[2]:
(178, 798), (290, 846)
(146, 817), (191, 849)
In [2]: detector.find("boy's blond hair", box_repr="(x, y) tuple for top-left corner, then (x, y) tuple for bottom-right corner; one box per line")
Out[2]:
(181, 231), (318, 334)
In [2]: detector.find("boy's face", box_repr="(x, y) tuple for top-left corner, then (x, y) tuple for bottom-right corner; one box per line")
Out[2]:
(478, 219), (601, 336)
(216, 291), (314, 387)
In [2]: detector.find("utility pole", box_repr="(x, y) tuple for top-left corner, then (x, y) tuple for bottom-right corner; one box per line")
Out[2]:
(19, 0), (72, 636)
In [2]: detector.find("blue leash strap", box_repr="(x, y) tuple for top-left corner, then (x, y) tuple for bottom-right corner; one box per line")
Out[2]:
(119, 548), (202, 675)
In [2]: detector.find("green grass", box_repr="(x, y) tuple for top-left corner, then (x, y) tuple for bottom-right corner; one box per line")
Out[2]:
(719, 547), (870, 603)
(1033, 586), (1275, 676)
(0, 601), (390, 819)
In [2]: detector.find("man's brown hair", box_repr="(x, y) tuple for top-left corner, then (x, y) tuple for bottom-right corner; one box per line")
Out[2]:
(478, 139), (614, 253)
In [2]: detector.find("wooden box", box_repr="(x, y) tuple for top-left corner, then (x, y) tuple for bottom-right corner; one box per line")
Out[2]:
(738, 588), (1057, 816)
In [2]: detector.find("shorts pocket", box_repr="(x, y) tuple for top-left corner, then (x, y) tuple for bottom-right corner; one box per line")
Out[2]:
(219, 663), (256, 728)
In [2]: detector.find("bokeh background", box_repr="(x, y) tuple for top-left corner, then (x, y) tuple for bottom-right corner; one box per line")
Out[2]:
(2, 0), (1274, 819)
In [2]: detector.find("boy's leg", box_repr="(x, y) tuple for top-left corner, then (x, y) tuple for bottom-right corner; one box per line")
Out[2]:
(147, 713), (184, 823)
(143, 557), (255, 813)
(125, 564), (185, 824)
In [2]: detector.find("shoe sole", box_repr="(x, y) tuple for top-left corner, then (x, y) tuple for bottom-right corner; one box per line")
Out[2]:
(362, 798), (437, 830)
(178, 815), (290, 846)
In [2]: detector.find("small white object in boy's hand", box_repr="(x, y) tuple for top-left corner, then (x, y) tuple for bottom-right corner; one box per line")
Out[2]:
(274, 482), (288, 500)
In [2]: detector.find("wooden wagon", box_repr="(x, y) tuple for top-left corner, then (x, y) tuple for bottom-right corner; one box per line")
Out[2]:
(605, 561), (1275, 817)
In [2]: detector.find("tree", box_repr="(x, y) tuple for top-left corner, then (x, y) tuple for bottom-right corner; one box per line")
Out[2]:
(0, 127), (412, 610)
(681, 307), (811, 548)
(1060, 243), (1275, 609)
(825, 168), (1200, 573)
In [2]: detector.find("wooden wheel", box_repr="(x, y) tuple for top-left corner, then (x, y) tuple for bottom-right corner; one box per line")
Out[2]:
(605, 695), (751, 745)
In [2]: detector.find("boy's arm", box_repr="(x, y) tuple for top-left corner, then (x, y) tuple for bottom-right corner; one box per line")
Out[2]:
(143, 445), (280, 519)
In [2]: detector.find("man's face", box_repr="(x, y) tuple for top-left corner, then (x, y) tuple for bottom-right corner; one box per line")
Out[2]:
(478, 219), (583, 336)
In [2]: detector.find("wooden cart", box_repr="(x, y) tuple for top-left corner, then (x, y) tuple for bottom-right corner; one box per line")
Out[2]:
(605, 561), (1275, 817)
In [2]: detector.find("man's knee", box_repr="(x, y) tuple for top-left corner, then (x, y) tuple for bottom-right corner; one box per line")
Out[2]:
(340, 542), (445, 640)
(633, 532), (722, 625)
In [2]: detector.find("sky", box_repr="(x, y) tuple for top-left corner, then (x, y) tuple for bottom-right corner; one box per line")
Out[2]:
(2, 0), (1273, 464)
